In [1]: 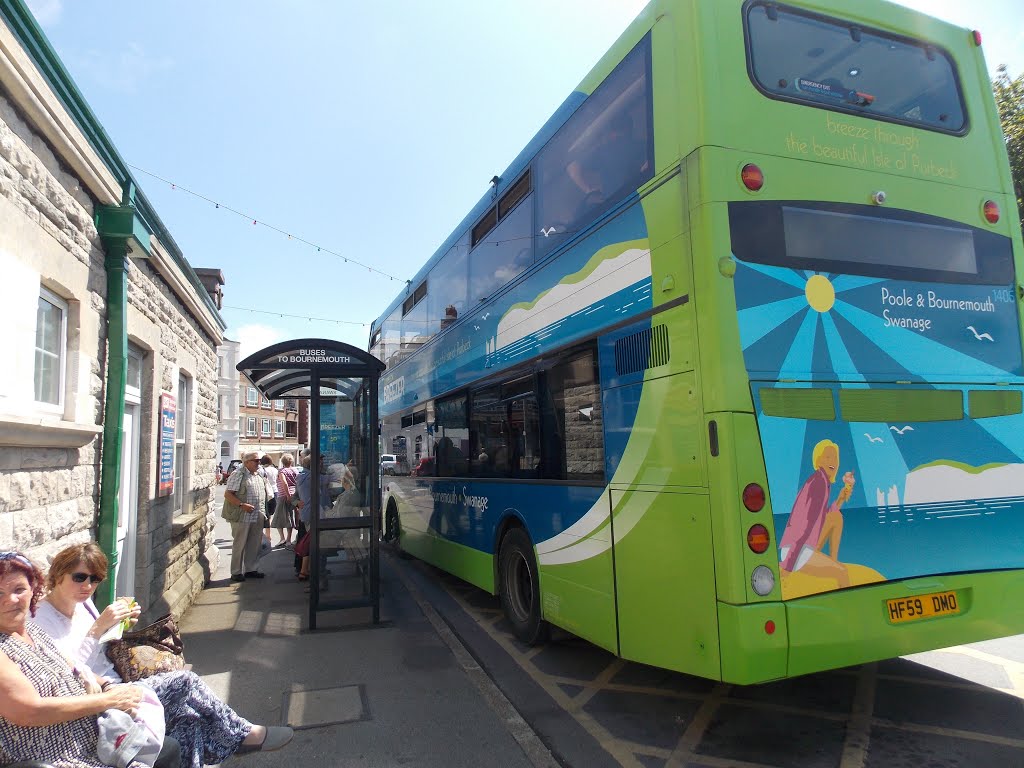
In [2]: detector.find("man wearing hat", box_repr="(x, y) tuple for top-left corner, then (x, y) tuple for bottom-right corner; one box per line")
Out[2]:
(224, 450), (269, 581)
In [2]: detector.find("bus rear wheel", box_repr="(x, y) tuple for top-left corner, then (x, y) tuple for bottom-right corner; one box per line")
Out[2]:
(498, 527), (549, 645)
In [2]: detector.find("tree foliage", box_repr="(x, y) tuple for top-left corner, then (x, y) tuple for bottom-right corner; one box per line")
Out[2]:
(993, 65), (1024, 234)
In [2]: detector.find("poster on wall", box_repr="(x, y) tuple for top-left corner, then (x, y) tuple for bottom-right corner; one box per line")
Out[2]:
(158, 393), (176, 497)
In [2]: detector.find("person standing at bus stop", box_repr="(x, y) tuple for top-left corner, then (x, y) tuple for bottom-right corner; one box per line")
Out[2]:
(224, 451), (269, 582)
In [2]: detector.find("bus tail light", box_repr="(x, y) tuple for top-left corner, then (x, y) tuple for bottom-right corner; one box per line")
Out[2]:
(747, 524), (770, 554)
(765, 619), (776, 634)
(741, 164), (764, 192)
(972, 30), (982, 46)
(742, 483), (765, 512)
(751, 565), (775, 596)
(983, 200), (1000, 224)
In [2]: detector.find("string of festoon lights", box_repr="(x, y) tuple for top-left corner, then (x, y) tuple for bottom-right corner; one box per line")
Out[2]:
(127, 164), (406, 283)
(222, 305), (370, 328)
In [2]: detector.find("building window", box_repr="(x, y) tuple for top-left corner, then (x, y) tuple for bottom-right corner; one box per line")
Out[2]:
(247, 416), (256, 436)
(261, 418), (271, 436)
(274, 399), (284, 410)
(174, 374), (191, 514)
(286, 421), (297, 438)
(247, 387), (258, 406)
(275, 419), (285, 437)
(261, 396), (271, 409)
(221, 441), (230, 457)
(34, 288), (67, 408)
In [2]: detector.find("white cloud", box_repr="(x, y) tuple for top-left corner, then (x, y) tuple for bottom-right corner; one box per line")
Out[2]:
(24, 0), (61, 26)
(235, 324), (286, 362)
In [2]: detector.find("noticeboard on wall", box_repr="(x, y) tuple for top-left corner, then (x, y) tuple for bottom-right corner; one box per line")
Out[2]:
(158, 393), (176, 497)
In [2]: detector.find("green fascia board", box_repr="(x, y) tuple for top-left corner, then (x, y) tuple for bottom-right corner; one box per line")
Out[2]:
(0, 0), (225, 330)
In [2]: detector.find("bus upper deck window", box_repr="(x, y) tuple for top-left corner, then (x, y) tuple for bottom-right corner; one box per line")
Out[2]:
(744, 1), (966, 134)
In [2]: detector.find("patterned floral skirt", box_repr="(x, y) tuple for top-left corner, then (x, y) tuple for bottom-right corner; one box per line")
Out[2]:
(146, 670), (253, 768)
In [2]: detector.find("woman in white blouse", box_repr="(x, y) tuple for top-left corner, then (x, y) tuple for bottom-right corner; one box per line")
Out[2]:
(32, 543), (292, 768)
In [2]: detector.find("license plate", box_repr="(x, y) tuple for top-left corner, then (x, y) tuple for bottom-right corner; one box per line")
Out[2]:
(886, 591), (960, 624)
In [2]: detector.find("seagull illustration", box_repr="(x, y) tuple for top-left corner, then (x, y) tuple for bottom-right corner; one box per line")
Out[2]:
(889, 425), (914, 435)
(473, 325), (480, 331)
(540, 226), (557, 237)
(864, 433), (884, 443)
(966, 326), (995, 342)
(482, 313), (490, 319)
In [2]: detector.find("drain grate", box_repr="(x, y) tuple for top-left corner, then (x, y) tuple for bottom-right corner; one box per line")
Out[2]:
(282, 684), (370, 730)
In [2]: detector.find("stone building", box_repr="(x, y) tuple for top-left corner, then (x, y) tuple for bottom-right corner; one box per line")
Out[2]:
(237, 375), (306, 464)
(216, 339), (242, 469)
(0, 0), (225, 619)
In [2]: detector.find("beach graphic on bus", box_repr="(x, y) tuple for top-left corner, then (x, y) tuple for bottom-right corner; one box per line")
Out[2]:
(735, 257), (1024, 599)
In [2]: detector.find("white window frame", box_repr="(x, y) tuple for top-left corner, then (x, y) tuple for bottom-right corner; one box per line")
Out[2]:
(247, 387), (258, 406)
(247, 416), (256, 436)
(261, 396), (272, 409)
(173, 374), (191, 515)
(275, 419), (285, 437)
(34, 287), (67, 411)
(261, 418), (271, 436)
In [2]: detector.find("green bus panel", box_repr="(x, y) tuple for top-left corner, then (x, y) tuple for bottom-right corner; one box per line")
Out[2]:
(786, 569), (1024, 678)
(717, 601), (789, 684)
(614, 489), (720, 679)
(540, 547), (618, 654)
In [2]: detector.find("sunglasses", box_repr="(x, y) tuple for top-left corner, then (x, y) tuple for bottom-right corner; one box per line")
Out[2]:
(70, 572), (103, 585)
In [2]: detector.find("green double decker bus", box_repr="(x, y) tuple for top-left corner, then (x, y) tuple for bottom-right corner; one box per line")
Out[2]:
(370, 0), (1024, 683)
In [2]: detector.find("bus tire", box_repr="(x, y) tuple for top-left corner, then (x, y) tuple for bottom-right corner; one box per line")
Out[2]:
(498, 527), (549, 645)
(384, 502), (400, 543)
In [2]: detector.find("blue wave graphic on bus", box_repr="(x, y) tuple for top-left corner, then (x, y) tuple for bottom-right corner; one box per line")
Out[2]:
(776, 495), (1024, 581)
(486, 278), (653, 368)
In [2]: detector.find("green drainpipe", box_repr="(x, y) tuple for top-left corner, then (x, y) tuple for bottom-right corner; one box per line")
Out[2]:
(96, 184), (149, 608)
(95, 238), (128, 609)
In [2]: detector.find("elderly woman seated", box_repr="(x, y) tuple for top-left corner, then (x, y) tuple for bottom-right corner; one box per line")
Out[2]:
(0, 550), (180, 768)
(30, 543), (293, 768)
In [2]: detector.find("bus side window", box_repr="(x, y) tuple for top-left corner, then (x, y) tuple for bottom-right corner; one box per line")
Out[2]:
(536, 35), (653, 259)
(539, 349), (604, 481)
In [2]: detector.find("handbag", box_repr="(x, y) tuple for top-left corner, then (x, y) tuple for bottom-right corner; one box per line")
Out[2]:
(221, 494), (243, 524)
(106, 613), (186, 682)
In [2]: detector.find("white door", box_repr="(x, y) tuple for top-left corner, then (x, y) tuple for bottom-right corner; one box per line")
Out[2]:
(116, 349), (143, 598)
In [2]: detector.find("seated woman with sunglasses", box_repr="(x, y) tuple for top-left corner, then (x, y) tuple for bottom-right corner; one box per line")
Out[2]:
(0, 550), (183, 768)
(32, 543), (292, 768)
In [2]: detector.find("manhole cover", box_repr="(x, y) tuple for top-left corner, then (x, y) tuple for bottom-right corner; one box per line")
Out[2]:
(283, 684), (369, 729)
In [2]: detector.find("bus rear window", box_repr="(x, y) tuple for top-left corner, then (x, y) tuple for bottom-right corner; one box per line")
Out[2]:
(744, 1), (966, 134)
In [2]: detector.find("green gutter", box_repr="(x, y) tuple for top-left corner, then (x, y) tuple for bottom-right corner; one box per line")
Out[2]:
(94, 184), (151, 607)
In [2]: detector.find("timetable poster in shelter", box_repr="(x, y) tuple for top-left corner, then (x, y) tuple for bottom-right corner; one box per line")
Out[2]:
(158, 393), (176, 497)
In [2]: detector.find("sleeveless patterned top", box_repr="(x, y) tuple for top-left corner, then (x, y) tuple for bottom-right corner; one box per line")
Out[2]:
(0, 623), (123, 768)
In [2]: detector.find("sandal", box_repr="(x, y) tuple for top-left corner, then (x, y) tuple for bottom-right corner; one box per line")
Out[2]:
(236, 725), (294, 754)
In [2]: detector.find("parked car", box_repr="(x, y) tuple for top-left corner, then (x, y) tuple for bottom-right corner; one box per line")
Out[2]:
(380, 454), (399, 475)
(222, 459), (243, 484)
(409, 456), (435, 477)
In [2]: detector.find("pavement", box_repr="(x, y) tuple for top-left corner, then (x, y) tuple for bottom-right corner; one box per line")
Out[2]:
(179, 487), (554, 768)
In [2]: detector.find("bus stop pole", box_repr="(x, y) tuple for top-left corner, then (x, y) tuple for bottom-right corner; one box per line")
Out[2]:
(309, 369), (321, 631)
(369, 377), (380, 624)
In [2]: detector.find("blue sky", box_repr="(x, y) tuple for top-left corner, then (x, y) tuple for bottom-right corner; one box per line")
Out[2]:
(23, 0), (1024, 359)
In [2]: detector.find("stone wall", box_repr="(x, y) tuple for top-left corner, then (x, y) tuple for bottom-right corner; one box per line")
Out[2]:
(0, 82), (220, 620)
(0, 86), (106, 565)
(126, 255), (221, 620)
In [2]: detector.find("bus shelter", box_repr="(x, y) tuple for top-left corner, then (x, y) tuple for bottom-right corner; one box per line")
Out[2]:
(237, 339), (385, 629)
